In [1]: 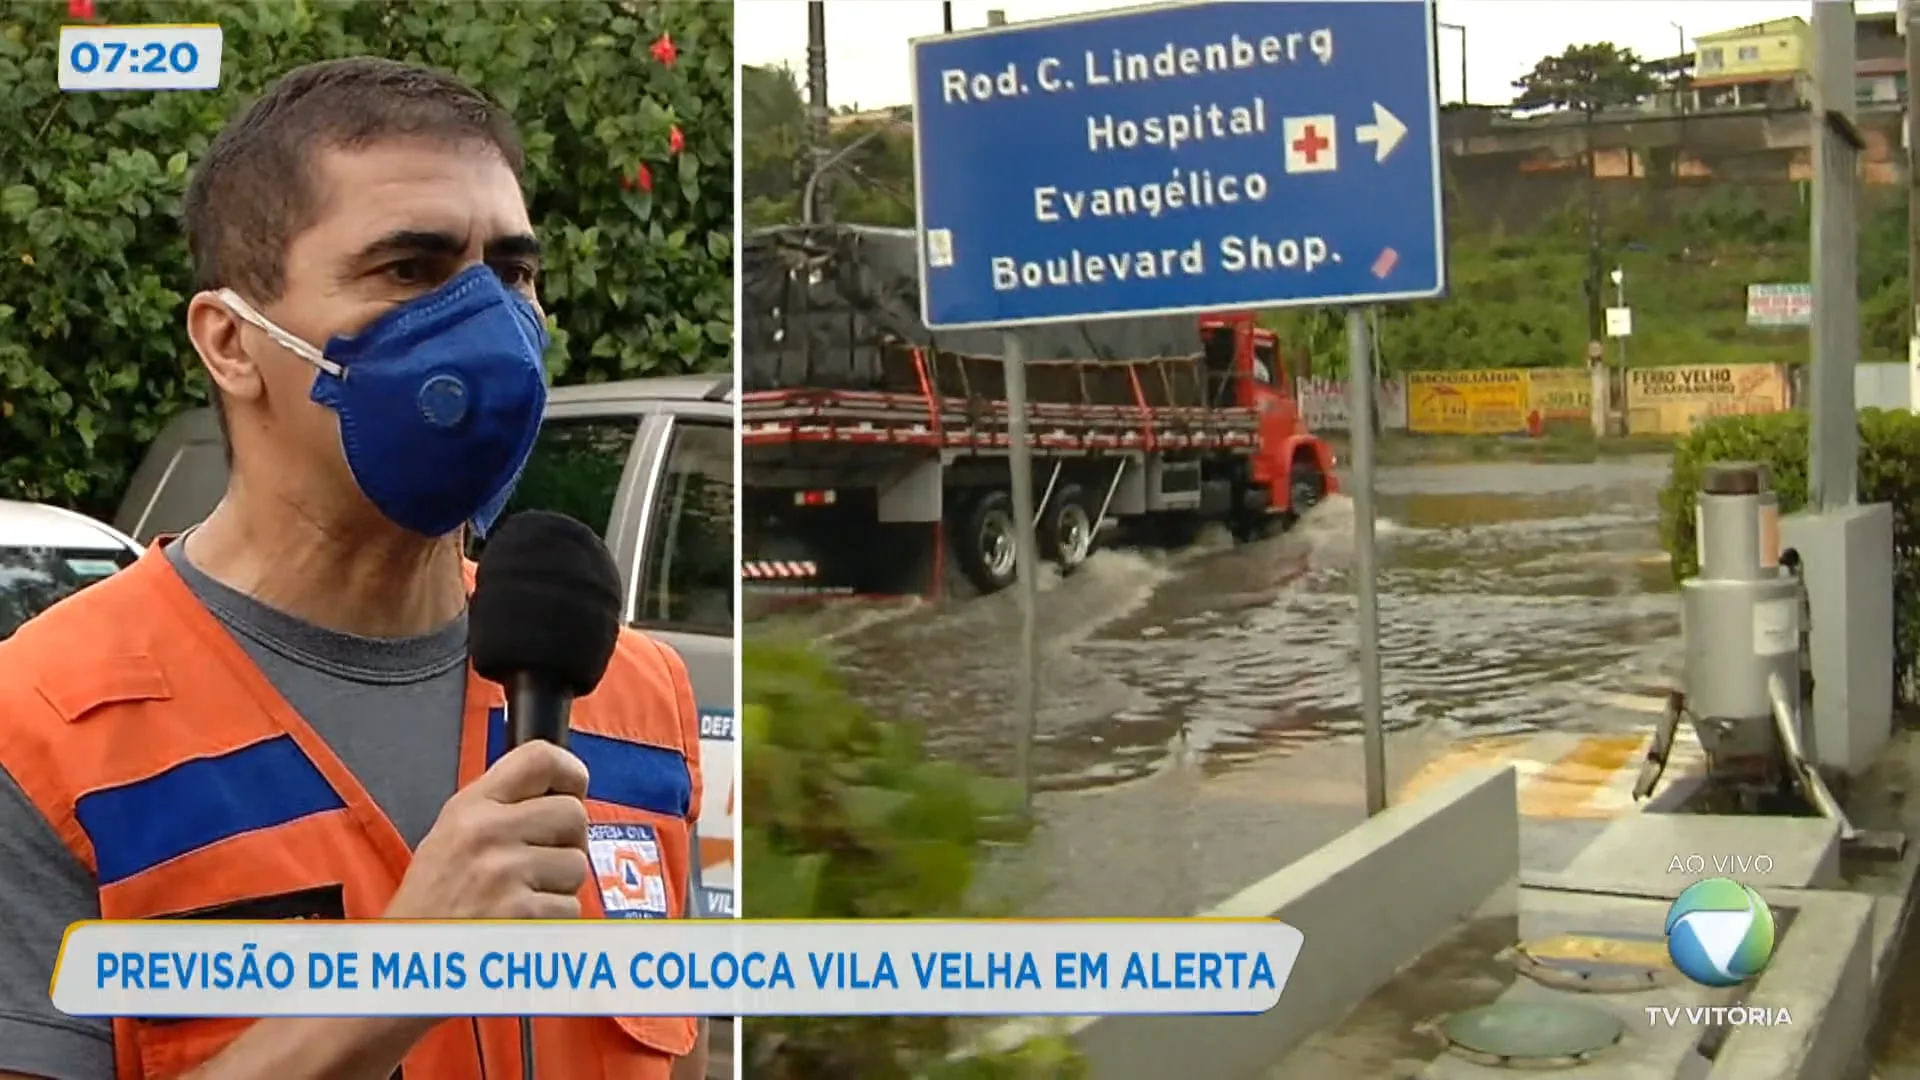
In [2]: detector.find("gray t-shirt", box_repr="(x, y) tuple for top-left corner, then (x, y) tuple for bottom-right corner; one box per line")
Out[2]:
(0, 537), (470, 1079)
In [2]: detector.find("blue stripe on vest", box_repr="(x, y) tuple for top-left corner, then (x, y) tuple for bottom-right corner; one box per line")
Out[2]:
(75, 735), (346, 886)
(485, 707), (691, 819)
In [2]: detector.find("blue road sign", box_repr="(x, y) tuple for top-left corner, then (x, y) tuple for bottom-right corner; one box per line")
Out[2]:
(910, 0), (1444, 331)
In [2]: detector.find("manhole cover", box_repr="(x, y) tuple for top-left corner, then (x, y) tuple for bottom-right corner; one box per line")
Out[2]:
(1439, 1002), (1624, 1068)
(1509, 933), (1675, 993)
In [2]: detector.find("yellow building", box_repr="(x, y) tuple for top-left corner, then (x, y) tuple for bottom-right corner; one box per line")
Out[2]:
(1690, 17), (1810, 111)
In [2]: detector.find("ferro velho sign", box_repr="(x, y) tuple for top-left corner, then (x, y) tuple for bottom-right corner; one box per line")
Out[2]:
(1746, 284), (1811, 328)
(909, 0), (1445, 329)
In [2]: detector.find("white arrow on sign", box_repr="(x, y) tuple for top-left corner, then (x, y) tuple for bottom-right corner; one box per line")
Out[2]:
(1355, 102), (1408, 164)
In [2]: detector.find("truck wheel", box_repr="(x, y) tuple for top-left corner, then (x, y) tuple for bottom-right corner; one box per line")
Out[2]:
(955, 490), (1020, 595)
(1290, 458), (1326, 516)
(1039, 484), (1096, 574)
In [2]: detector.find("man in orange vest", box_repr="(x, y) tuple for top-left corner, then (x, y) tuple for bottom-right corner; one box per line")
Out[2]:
(0, 58), (708, 1080)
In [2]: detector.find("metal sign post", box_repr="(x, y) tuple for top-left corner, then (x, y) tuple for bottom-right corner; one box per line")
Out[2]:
(1003, 332), (1041, 813)
(1346, 310), (1387, 815)
(909, 0), (1447, 817)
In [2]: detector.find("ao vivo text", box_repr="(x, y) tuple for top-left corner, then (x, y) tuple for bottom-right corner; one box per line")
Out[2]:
(1668, 854), (1776, 876)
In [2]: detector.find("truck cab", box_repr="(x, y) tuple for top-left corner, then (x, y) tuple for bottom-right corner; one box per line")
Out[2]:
(115, 375), (739, 920)
(1199, 310), (1332, 516)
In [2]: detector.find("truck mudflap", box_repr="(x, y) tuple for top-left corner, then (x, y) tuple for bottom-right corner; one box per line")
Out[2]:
(741, 559), (820, 583)
(741, 553), (817, 580)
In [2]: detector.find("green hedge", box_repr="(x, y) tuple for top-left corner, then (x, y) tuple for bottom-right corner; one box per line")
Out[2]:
(741, 639), (1085, 1079)
(1660, 408), (1920, 704)
(0, 0), (733, 517)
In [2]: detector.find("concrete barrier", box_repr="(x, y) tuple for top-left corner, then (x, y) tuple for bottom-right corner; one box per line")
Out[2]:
(1707, 890), (1875, 1080)
(1061, 765), (1521, 1079)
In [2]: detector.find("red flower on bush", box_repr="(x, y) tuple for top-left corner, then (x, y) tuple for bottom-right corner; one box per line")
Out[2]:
(669, 126), (684, 155)
(67, 0), (96, 19)
(633, 163), (653, 194)
(650, 32), (677, 68)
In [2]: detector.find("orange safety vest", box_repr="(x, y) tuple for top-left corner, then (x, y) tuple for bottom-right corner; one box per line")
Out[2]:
(0, 544), (703, 1079)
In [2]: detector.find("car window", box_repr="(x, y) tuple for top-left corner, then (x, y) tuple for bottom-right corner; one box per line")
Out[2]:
(1253, 338), (1280, 387)
(471, 417), (641, 559)
(125, 439), (229, 543)
(0, 546), (137, 639)
(634, 422), (733, 636)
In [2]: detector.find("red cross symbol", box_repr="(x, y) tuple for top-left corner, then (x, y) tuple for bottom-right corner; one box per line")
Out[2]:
(1292, 124), (1330, 164)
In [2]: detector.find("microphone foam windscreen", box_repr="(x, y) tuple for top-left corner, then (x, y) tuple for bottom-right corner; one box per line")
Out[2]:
(469, 510), (625, 697)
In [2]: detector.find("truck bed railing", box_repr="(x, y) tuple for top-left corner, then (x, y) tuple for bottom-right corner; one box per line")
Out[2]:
(742, 343), (1260, 454)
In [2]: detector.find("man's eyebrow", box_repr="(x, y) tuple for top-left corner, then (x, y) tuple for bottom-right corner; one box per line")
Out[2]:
(348, 229), (467, 269)
(484, 233), (542, 262)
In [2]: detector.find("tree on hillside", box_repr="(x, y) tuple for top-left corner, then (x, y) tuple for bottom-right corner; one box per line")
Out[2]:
(1512, 44), (1660, 354)
(740, 64), (915, 230)
(743, 64), (807, 224)
(1513, 43), (1661, 117)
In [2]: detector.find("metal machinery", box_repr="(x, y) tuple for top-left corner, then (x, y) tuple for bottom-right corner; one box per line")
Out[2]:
(1634, 463), (1855, 835)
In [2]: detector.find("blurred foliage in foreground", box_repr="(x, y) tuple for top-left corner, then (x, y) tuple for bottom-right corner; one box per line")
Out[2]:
(740, 638), (1085, 1079)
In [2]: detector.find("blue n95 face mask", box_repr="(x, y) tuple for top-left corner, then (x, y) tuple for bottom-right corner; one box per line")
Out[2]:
(218, 264), (550, 539)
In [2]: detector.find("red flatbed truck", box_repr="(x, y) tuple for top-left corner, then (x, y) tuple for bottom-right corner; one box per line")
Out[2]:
(741, 225), (1339, 597)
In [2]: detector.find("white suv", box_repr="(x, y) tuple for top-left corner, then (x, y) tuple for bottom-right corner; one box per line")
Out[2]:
(0, 500), (143, 641)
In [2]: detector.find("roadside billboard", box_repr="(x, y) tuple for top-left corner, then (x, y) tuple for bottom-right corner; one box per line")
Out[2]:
(1407, 370), (1530, 435)
(1526, 368), (1591, 423)
(1625, 364), (1789, 435)
(1746, 284), (1812, 328)
(1298, 377), (1409, 433)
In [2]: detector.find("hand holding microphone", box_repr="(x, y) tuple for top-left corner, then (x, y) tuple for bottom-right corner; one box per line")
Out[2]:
(385, 511), (625, 923)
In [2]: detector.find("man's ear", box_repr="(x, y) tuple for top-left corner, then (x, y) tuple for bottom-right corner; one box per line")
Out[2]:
(184, 291), (266, 407)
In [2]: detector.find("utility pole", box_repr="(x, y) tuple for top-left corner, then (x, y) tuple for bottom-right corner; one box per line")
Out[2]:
(1810, 0), (1861, 508)
(804, 1), (832, 225)
(1438, 21), (1467, 105)
(1584, 108), (1605, 381)
(1905, 0), (1920, 406)
(1672, 23), (1689, 113)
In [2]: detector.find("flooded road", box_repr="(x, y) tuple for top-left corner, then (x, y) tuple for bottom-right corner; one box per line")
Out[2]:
(767, 456), (1691, 915)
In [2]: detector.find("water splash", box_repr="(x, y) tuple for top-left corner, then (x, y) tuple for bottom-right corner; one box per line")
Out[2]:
(831, 458), (1679, 791)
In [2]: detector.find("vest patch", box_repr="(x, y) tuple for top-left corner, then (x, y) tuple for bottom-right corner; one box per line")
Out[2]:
(588, 823), (669, 918)
(141, 885), (348, 1027)
(153, 883), (348, 922)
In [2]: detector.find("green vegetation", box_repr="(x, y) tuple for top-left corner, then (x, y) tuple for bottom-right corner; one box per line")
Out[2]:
(1661, 409), (1920, 705)
(1265, 188), (1888, 377)
(741, 639), (1085, 1078)
(743, 63), (913, 230)
(1, 0), (734, 516)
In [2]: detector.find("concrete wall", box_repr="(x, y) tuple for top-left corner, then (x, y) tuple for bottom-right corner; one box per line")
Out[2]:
(1707, 891), (1876, 1080)
(1441, 106), (1907, 233)
(1065, 766), (1521, 1080)
(1856, 362), (1910, 411)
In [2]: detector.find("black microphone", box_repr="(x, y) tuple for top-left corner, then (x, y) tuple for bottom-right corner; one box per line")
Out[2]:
(469, 510), (625, 751)
(467, 510), (624, 1080)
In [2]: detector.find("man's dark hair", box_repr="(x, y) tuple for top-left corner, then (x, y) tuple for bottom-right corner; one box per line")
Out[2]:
(183, 57), (524, 451)
(183, 56), (525, 300)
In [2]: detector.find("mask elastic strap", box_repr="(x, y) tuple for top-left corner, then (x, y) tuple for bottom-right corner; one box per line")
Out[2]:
(215, 289), (346, 379)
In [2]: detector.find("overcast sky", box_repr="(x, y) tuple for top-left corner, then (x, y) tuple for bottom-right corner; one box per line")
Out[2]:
(737, 0), (1902, 112)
